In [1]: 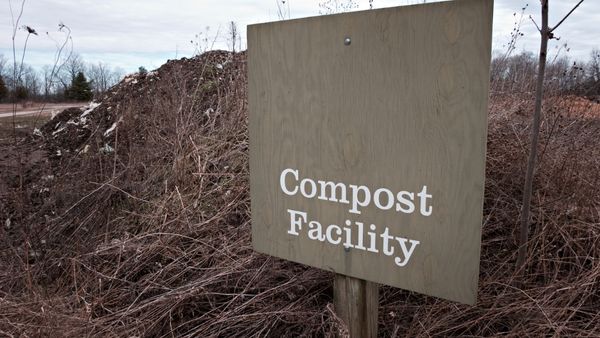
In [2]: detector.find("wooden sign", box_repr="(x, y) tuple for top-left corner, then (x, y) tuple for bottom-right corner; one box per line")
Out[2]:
(248, 0), (493, 305)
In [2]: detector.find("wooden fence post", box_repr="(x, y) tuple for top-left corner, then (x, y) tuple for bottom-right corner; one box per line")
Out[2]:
(334, 274), (378, 338)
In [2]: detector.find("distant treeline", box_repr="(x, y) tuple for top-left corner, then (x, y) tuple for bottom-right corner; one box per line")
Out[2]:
(0, 53), (125, 103)
(2, 48), (600, 103)
(491, 49), (600, 97)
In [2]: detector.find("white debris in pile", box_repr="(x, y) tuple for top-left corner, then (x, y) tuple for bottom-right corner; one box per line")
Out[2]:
(52, 124), (66, 136)
(81, 102), (100, 118)
(103, 117), (123, 137)
(102, 144), (114, 153)
(104, 122), (117, 136)
(123, 75), (138, 84)
(56, 150), (62, 156)
(33, 128), (43, 137)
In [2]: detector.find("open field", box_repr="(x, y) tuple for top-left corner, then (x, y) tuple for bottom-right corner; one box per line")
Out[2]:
(0, 51), (599, 337)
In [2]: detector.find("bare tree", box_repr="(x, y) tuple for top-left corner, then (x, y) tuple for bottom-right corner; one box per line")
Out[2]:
(589, 49), (600, 81)
(110, 67), (125, 86)
(88, 62), (110, 96)
(228, 21), (239, 53)
(275, 0), (291, 20)
(517, 0), (585, 271)
(57, 52), (85, 90)
(41, 64), (53, 97)
(318, 0), (357, 14)
(21, 63), (40, 98)
(584, 49), (600, 95)
(0, 54), (7, 78)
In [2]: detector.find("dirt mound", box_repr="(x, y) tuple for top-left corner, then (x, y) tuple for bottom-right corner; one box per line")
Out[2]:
(1, 51), (599, 337)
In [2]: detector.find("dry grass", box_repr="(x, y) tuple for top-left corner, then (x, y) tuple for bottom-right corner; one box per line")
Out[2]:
(0, 51), (599, 337)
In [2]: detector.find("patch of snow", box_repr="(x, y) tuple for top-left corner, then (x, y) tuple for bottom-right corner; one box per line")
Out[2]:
(56, 150), (62, 156)
(5, 218), (10, 229)
(216, 63), (223, 70)
(81, 102), (100, 118)
(204, 108), (214, 118)
(33, 128), (43, 137)
(103, 117), (123, 137)
(52, 125), (66, 136)
(104, 122), (117, 136)
(124, 76), (138, 84)
(42, 175), (55, 181)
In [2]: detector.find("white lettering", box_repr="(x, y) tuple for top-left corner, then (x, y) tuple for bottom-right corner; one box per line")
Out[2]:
(318, 181), (349, 203)
(380, 227), (394, 256)
(280, 168), (299, 196)
(287, 209), (306, 235)
(326, 224), (342, 245)
(349, 185), (371, 214)
(396, 191), (415, 213)
(418, 185), (433, 216)
(374, 188), (394, 210)
(308, 220), (325, 241)
(300, 178), (317, 198)
(394, 238), (420, 267)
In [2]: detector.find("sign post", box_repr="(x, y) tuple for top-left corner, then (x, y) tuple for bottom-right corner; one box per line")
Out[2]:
(248, 0), (494, 335)
(334, 275), (378, 337)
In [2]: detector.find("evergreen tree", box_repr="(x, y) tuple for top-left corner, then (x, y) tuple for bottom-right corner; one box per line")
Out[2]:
(67, 71), (93, 101)
(0, 75), (7, 102)
(14, 85), (29, 101)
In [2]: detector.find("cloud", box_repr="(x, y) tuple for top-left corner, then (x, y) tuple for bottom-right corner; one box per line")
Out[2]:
(1, 0), (597, 72)
(493, 0), (598, 60)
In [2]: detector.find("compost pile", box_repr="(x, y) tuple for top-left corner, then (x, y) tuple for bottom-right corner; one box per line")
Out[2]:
(0, 51), (599, 337)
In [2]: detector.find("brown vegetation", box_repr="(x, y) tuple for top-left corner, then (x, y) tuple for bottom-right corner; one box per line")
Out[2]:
(0, 51), (599, 337)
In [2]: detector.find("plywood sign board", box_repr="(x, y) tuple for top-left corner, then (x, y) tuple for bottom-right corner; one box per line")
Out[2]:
(248, 0), (493, 305)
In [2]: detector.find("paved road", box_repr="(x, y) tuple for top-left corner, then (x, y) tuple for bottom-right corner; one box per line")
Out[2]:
(0, 104), (83, 119)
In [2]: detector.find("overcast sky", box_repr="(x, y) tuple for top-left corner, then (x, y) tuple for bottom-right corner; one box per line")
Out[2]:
(1, 0), (598, 73)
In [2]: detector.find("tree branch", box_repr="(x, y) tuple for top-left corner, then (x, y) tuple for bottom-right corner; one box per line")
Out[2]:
(529, 15), (541, 33)
(550, 0), (584, 33)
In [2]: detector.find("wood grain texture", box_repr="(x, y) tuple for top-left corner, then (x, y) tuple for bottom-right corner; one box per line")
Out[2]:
(249, 0), (493, 305)
(334, 275), (378, 338)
